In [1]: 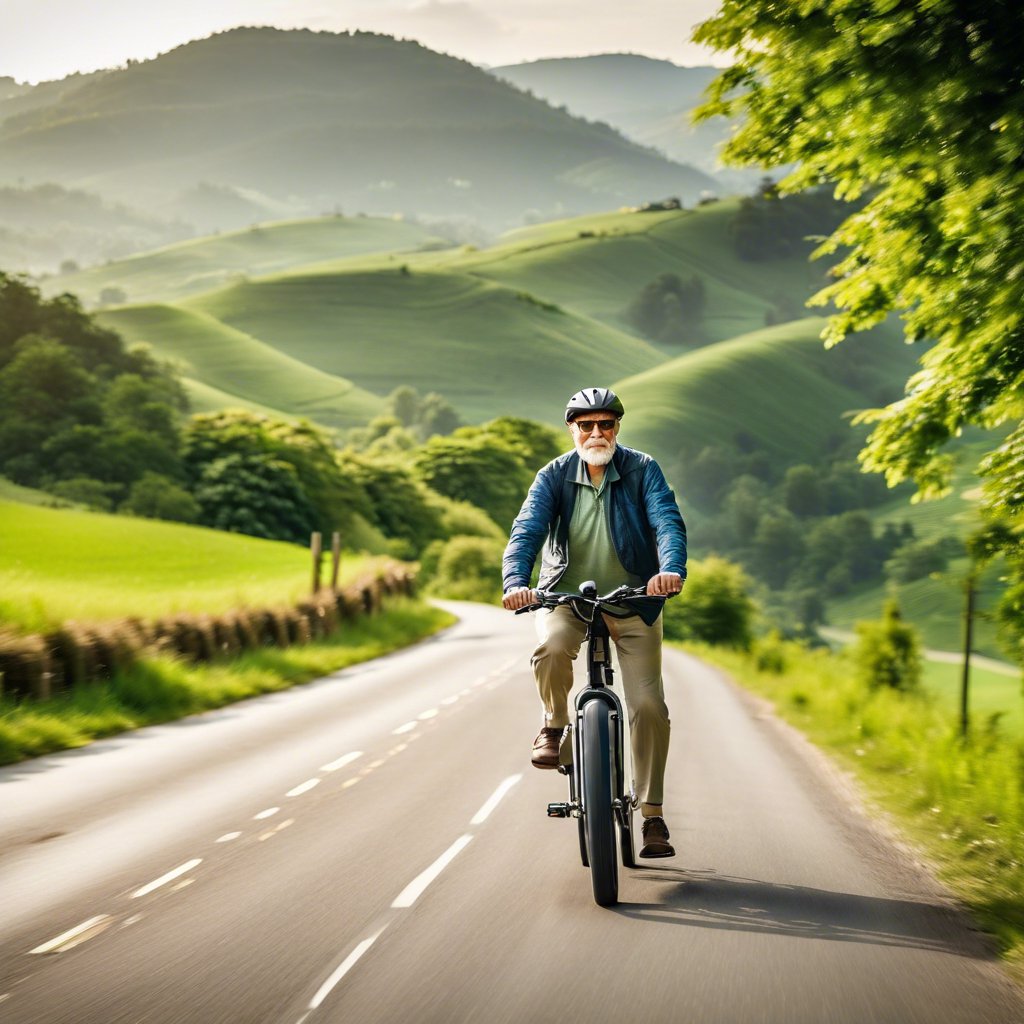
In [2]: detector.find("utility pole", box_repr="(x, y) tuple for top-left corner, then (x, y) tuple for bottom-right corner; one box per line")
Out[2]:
(959, 569), (977, 739)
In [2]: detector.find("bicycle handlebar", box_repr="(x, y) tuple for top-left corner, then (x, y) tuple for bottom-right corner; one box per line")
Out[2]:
(513, 582), (669, 615)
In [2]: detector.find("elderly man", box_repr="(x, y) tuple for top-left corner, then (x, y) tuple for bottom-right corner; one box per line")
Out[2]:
(502, 387), (686, 858)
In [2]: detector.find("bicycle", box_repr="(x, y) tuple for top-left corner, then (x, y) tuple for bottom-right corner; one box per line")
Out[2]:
(517, 581), (666, 907)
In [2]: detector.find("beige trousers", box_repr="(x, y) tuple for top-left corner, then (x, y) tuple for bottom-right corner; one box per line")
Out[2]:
(531, 605), (671, 807)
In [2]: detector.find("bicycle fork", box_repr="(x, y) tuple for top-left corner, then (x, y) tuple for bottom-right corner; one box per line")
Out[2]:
(546, 688), (637, 825)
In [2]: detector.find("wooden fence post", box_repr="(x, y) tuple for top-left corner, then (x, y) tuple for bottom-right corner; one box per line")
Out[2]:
(331, 532), (341, 592)
(311, 532), (323, 594)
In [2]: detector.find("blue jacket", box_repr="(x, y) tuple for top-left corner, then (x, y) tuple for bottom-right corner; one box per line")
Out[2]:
(502, 444), (687, 623)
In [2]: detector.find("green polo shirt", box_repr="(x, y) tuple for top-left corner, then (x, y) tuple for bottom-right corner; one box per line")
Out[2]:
(557, 457), (644, 605)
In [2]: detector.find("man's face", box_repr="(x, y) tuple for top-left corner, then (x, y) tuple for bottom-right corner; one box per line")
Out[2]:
(569, 412), (620, 466)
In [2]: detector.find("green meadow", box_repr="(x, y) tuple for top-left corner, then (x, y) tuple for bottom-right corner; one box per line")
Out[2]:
(52, 215), (445, 304)
(99, 303), (384, 429)
(0, 500), (373, 633)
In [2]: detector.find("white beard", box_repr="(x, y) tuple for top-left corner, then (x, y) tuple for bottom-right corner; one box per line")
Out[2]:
(575, 437), (617, 466)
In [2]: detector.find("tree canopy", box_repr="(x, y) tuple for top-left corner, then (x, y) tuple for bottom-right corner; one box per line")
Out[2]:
(694, 0), (1024, 648)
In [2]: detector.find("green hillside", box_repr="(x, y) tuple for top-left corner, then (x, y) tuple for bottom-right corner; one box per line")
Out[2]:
(0, 499), (370, 632)
(50, 215), (444, 305)
(182, 267), (664, 423)
(825, 558), (1005, 660)
(613, 316), (917, 474)
(97, 304), (384, 429)
(457, 201), (824, 343)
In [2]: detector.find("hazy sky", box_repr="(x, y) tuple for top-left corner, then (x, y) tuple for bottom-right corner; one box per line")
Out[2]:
(1, 0), (728, 84)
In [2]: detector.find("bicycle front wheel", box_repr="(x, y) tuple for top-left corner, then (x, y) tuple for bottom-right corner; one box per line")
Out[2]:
(581, 699), (618, 906)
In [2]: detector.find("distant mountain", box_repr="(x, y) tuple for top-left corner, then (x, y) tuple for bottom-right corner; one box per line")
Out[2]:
(0, 29), (716, 233)
(492, 54), (768, 189)
(0, 183), (191, 274)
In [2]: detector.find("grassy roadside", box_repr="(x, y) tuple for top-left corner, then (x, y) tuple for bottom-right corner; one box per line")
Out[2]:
(0, 598), (455, 766)
(685, 639), (1024, 981)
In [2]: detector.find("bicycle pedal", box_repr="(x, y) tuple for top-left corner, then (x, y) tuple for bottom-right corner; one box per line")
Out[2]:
(557, 762), (573, 775)
(547, 802), (571, 818)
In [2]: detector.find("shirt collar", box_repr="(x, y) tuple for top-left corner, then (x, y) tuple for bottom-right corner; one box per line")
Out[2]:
(573, 452), (620, 491)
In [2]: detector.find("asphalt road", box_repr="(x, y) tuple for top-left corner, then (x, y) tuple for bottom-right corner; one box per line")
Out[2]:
(2, 601), (1023, 1024)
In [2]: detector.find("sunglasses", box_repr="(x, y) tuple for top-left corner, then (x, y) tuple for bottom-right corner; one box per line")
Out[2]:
(573, 418), (618, 433)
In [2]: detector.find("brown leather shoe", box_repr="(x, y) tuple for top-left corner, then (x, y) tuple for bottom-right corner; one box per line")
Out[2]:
(531, 727), (563, 769)
(639, 815), (675, 858)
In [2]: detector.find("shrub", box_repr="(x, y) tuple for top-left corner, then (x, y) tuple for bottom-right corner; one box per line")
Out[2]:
(663, 556), (756, 649)
(428, 535), (505, 603)
(852, 599), (923, 691)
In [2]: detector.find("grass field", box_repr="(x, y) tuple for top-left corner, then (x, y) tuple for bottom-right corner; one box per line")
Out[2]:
(0, 500), (372, 632)
(47, 215), (445, 305)
(458, 202), (825, 343)
(613, 317), (918, 475)
(922, 659), (1023, 737)
(98, 303), (384, 429)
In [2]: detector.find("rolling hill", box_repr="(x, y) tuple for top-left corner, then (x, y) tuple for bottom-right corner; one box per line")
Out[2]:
(86, 198), (833, 426)
(492, 54), (765, 189)
(615, 316), (918, 478)
(97, 304), (384, 429)
(0, 29), (716, 232)
(52, 215), (445, 306)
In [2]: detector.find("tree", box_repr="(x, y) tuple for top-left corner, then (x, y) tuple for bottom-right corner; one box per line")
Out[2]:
(694, 2), (1024, 603)
(193, 454), (315, 543)
(782, 464), (824, 519)
(410, 434), (532, 530)
(626, 273), (706, 344)
(183, 411), (371, 536)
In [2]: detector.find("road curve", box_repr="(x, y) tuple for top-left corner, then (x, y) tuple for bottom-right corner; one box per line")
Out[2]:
(1, 601), (1022, 1024)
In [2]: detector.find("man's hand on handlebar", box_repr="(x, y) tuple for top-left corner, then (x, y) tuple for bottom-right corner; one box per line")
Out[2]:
(502, 586), (537, 611)
(646, 572), (683, 597)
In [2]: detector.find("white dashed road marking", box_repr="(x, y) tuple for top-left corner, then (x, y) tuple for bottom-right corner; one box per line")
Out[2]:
(470, 774), (522, 825)
(30, 916), (114, 955)
(287, 779), (320, 798)
(321, 752), (362, 772)
(131, 859), (202, 899)
(391, 835), (474, 909)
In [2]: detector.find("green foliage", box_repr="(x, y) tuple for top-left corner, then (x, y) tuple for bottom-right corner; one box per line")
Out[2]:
(0, 275), (188, 502)
(730, 181), (849, 262)
(121, 472), (199, 523)
(427, 535), (506, 603)
(885, 536), (957, 584)
(47, 476), (119, 512)
(662, 556), (756, 649)
(626, 272), (706, 344)
(193, 454), (316, 544)
(782, 464), (824, 518)
(411, 433), (533, 530)
(348, 458), (443, 558)
(183, 410), (370, 538)
(455, 416), (563, 474)
(852, 599), (923, 691)
(695, 0), (1024, 599)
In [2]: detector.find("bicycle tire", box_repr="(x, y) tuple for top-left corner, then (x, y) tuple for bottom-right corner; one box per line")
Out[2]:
(581, 699), (618, 906)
